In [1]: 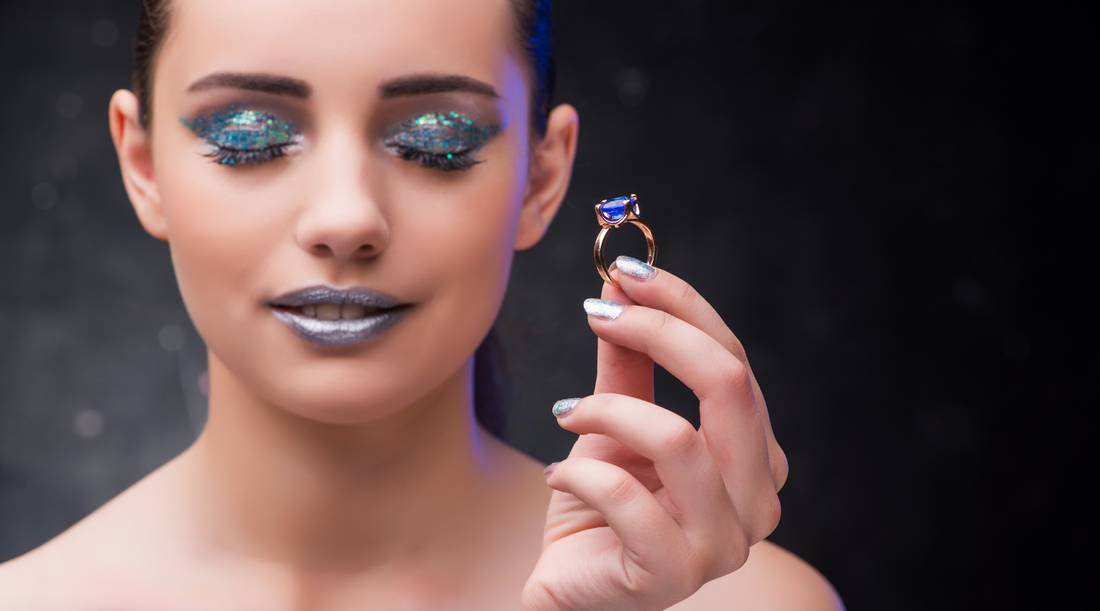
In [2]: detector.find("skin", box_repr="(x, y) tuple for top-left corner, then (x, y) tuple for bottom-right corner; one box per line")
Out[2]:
(0, 0), (842, 609)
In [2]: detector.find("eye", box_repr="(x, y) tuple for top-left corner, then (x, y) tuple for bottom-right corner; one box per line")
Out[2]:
(180, 105), (302, 166)
(385, 111), (501, 172)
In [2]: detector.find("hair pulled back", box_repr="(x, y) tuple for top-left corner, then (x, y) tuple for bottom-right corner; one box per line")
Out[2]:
(131, 0), (558, 439)
(133, 0), (556, 134)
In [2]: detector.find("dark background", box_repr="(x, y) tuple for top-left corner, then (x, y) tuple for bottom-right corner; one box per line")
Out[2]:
(0, 0), (1093, 608)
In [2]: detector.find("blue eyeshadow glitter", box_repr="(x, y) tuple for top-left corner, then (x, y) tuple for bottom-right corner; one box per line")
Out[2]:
(388, 111), (500, 155)
(180, 105), (300, 164)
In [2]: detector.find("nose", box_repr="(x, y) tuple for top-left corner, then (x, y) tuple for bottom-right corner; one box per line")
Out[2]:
(295, 135), (390, 261)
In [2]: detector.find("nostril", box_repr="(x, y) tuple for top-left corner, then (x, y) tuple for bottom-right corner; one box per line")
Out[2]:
(310, 244), (336, 258)
(296, 206), (389, 260)
(307, 242), (378, 259)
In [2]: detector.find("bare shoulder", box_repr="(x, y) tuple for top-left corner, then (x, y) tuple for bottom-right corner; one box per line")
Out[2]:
(0, 550), (50, 610)
(0, 538), (104, 611)
(668, 541), (844, 611)
(0, 505), (117, 610)
(0, 455), (198, 611)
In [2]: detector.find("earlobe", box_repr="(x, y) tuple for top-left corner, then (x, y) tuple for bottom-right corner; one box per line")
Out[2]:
(109, 89), (168, 241)
(514, 104), (579, 251)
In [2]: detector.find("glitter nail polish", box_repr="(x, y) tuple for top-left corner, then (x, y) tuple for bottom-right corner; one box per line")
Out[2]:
(583, 299), (625, 320)
(552, 398), (580, 417)
(614, 256), (657, 281)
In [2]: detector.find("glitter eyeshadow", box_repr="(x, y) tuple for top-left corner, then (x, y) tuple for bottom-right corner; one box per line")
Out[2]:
(180, 105), (300, 164)
(387, 111), (501, 158)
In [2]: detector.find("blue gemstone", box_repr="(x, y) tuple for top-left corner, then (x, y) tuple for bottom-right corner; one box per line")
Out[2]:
(598, 196), (635, 223)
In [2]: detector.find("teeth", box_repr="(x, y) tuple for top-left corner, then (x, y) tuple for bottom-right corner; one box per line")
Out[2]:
(296, 303), (379, 320)
(341, 304), (366, 319)
(316, 303), (341, 320)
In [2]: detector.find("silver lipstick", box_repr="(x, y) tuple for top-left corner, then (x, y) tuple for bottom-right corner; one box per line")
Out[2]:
(267, 286), (410, 346)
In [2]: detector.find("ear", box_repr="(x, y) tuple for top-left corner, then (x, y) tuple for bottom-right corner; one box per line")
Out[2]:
(514, 104), (579, 250)
(109, 89), (168, 241)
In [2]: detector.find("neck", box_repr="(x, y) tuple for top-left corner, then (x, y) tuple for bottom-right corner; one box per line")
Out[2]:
(182, 350), (498, 571)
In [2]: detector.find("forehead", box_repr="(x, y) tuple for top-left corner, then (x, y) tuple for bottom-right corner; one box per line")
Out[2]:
(159, 0), (517, 96)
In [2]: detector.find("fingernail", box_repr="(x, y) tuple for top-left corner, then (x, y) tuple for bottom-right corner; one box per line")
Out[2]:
(543, 462), (559, 477)
(614, 256), (657, 281)
(583, 298), (625, 320)
(552, 397), (581, 418)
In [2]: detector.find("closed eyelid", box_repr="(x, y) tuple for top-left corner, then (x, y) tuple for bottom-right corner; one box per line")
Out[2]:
(180, 105), (301, 150)
(385, 111), (502, 154)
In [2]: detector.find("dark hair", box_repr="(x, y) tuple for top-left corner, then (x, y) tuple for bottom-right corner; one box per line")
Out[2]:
(509, 0), (556, 136)
(133, 0), (556, 136)
(132, 0), (556, 439)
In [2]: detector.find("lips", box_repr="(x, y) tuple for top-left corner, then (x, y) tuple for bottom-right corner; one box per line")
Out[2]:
(267, 286), (410, 346)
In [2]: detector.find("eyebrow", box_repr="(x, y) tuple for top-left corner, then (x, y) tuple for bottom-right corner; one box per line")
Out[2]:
(186, 72), (311, 98)
(380, 74), (499, 99)
(185, 72), (498, 101)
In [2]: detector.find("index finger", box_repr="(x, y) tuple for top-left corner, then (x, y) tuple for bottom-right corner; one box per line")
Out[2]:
(609, 256), (745, 363)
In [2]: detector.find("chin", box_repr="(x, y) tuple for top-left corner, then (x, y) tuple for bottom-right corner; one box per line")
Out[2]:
(217, 340), (465, 427)
(280, 401), (407, 426)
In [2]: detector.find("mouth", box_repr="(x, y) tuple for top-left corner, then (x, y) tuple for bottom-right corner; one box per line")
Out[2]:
(266, 286), (411, 346)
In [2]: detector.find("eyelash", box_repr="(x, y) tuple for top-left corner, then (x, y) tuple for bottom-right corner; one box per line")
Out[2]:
(205, 144), (293, 166)
(204, 141), (482, 172)
(390, 145), (483, 172)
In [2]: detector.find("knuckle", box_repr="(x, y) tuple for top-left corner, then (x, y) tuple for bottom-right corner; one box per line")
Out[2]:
(520, 581), (558, 611)
(723, 357), (754, 399)
(603, 470), (641, 507)
(773, 447), (790, 491)
(759, 496), (782, 541)
(742, 496), (782, 545)
(703, 532), (748, 581)
(619, 570), (648, 596)
(662, 539), (707, 595)
(663, 420), (700, 457)
(730, 543), (750, 574)
(673, 276), (699, 309)
(726, 334), (748, 363)
(680, 555), (711, 593)
(650, 309), (676, 339)
(725, 533), (750, 573)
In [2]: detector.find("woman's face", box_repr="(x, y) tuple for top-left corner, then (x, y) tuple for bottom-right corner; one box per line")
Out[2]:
(137, 0), (555, 423)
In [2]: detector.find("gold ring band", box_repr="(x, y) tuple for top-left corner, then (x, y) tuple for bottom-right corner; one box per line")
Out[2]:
(593, 194), (657, 288)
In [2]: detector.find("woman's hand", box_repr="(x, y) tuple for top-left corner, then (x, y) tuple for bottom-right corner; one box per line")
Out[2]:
(523, 256), (788, 611)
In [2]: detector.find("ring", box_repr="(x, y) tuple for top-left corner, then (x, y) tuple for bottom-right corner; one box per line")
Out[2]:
(593, 194), (656, 288)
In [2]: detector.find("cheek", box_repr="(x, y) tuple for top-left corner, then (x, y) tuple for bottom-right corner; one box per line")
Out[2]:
(153, 139), (296, 344)
(428, 179), (523, 286)
(392, 145), (529, 336)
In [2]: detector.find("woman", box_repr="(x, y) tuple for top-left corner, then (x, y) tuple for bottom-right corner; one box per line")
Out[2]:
(0, 0), (841, 608)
